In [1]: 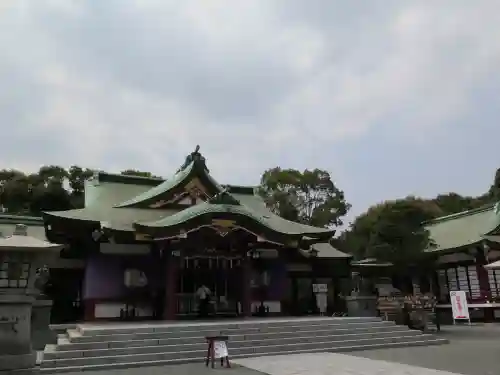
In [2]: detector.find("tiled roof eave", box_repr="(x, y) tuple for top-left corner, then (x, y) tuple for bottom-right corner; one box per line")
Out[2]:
(135, 203), (333, 238)
(43, 210), (98, 224)
(424, 241), (482, 255)
(484, 223), (500, 236)
(0, 236), (63, 251)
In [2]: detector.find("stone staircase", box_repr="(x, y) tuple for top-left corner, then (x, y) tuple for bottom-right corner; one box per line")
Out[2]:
(40, 317), (448, 373)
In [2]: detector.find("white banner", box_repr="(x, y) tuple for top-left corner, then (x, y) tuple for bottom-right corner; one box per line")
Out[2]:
(450, 291), (470, 321)
(213, 340), (228, 359)
(315, 293), (328, 314)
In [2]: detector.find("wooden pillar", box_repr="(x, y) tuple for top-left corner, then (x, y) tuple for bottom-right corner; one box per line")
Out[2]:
(431, 270), (440, 297)
(475, 246), (494, 322)
(241, 254), (252, 317)
(164, 248), (178, 320)
(83, 300), (96, 321)
(475, 247), (491, 299)
(310, 256), (318, 314)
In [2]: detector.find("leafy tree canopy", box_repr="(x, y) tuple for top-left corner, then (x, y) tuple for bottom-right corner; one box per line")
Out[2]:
(433, 192), (489, 214)
(340, 184), (498, 266)
(488, 168), (500, 201)
(0, 166), (159, 215)
(259, 167), (350, 228)
(340, 197), (443, 262)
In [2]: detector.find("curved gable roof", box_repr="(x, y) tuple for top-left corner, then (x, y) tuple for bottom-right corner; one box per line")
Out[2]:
(424, 203), (500, 253)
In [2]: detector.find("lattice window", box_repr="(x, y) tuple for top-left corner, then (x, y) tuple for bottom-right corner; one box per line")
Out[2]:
(441, 266), (480, 300)
(467, 266), (481, 299)
(457, 267), (469, 291)
(446, 268), (458, 291)
(0, 255), (30, 288)
(488, 269), (500, 297)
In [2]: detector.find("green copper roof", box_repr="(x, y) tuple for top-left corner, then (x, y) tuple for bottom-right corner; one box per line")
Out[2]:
(114, 161), (196, 208)
(85, 176), (157, 208)
(44, 146), (334, 241)
(311, 243), (351, 258)
(424, 202), (500, 253)
(135, 196), (333, 238)
(115, 149), (224, 208)
(44, 207), (177, 232)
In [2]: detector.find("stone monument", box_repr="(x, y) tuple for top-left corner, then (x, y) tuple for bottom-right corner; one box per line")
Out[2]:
(345, 272), (378, 317)
(0, 224), (61, 373)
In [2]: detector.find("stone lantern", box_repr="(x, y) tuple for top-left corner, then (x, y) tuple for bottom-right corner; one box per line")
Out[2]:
(0, 224), (62, 373)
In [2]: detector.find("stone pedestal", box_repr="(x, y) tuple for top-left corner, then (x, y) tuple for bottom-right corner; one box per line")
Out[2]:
(0, 294), (36, 372)
(345, 296), (377, 317)
(31, 299), (54, 350)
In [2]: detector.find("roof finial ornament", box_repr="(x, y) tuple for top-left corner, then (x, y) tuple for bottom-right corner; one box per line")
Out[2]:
(177, 145), (209, 173)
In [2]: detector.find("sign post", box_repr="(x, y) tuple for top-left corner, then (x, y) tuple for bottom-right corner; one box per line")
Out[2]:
(205, 335), (230, 368)
(449, 291), (471, 325)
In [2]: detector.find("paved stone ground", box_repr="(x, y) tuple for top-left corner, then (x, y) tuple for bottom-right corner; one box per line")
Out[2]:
(353, 324), (500, 375)
(43, 324), (500, 375)
(234, 353), (462, 375)
(47, 363), (265, 375)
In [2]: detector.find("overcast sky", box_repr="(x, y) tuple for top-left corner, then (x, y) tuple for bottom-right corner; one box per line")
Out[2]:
(1, 1), (499, 224)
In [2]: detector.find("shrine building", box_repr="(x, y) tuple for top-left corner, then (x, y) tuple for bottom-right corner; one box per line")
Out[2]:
(42, 147), (351, 322)
(423, 203), (500, 321)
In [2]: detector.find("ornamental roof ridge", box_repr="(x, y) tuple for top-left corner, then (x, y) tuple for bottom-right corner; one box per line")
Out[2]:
(177, 145), (209, 174)
(95, 171), (164, 186)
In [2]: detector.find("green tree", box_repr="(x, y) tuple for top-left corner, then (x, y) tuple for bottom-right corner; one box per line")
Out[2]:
(488, 168), (500, 201)
(0, 166), (73, 214)
(0, 170), (32, 214)
(68, 166), (95, 208)
(29, 166), (72, 214)
(259, 167), (350, 227)
(29, 182), (72, 214)
(341, 197), (443, 263)
(37, 165), (68, 188)
(433, 192), (484, 215)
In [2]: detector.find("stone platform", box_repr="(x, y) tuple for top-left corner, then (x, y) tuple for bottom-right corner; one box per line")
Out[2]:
(40, 317), (448, 373)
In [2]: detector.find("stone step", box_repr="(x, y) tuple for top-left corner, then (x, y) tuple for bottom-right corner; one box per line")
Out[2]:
(44, 329), (422, 360)
(41, 317), (448, 372)
(55, 324), (410, 351)
(40, 335), (448, 373)
(70, 319), (395, 343)
(77, 317), (383, 336)
(65, 321), (398, 345)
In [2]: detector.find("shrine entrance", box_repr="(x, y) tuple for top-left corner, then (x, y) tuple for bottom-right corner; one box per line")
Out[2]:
(176, 255), (243, 317)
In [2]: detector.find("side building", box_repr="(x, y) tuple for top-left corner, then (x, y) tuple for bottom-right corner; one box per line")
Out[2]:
(424, 203), (500, 321)
(0, 214), (85, 324)
(42, 147), (351, 322)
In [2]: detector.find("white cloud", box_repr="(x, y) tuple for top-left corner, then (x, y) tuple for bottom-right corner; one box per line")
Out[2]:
(0, 0), (499, 218)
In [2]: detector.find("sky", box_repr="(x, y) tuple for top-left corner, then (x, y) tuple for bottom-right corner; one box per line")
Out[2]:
(1, 1), (499, 225)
